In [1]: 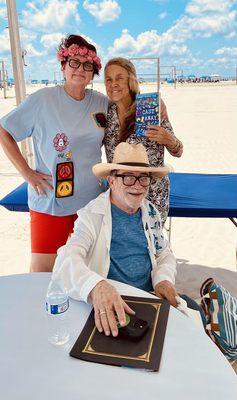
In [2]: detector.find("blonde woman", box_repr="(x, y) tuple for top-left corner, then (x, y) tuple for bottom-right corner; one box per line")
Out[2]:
(103, 57), (183, 225)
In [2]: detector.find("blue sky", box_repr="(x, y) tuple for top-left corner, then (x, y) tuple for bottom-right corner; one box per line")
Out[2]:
(0, 0), (237, 81)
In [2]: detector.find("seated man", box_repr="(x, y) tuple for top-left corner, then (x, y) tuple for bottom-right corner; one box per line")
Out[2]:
(52, 143), (179, 337)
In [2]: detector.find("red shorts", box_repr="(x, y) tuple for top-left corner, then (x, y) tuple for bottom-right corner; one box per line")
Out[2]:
(30, 210), (78, 254)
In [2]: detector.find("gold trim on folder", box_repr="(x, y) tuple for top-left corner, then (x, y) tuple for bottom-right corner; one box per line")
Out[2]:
(82, 300), (161, 363)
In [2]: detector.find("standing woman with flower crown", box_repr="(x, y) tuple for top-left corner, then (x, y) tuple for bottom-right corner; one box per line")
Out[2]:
(103, 57), (183, 225)
(0, 34), (108, 272)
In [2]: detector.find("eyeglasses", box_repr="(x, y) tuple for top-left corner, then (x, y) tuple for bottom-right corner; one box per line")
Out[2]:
(68, 59), (94, 71)
(115, 174), (151, 187)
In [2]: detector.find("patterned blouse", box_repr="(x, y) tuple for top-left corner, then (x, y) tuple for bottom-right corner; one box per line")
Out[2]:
(103, 102), (183, 225)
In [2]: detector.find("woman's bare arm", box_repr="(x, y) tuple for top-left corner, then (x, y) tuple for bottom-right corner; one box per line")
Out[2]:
(0, 125), (53, 194)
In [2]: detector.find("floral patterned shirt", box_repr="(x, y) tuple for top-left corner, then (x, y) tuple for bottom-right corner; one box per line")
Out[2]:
(103, 102), (183, 225)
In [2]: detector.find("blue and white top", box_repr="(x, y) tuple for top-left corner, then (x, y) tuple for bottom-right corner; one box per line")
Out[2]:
(0, 86), (108, 215)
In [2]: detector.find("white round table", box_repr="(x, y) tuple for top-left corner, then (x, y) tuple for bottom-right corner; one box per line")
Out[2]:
(0, 273), (236, 400)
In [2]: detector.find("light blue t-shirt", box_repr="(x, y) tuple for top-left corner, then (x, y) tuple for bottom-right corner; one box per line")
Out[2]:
(108, 204), (153, 291)
(0, 86), (108, 215)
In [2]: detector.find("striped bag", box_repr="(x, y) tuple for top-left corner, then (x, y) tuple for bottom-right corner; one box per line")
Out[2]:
(200, 278), (237, 361)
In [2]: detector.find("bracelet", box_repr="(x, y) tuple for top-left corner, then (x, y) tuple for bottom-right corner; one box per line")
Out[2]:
(169, 139), (180, 152)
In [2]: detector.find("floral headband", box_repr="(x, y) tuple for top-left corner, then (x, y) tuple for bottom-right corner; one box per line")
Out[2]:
(57, 44), (102, 70)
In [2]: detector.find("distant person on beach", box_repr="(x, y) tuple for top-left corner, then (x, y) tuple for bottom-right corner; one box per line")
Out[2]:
(103, 58), (183, 225)
(0, 34), (108, 272)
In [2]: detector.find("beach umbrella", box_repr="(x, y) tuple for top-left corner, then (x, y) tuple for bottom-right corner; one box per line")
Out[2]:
(187, 74), (196, 78)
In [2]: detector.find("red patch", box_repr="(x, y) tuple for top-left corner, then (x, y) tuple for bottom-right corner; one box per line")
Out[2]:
(57, 162), (73, 180)
(93, 113), (107, 128)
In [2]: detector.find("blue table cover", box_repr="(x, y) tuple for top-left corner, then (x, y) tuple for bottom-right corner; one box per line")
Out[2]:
(0, 181), (28, 212)
(0, 173), (237, 218)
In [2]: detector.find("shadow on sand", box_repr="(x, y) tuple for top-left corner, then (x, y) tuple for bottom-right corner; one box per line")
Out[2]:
(176, 259), (237, 300)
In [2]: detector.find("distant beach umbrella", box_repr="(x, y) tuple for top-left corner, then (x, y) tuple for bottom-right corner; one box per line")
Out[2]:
(200, 76), (211, 81)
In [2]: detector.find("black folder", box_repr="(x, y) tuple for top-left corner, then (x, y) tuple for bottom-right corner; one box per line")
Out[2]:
(70, 295), (170, 371)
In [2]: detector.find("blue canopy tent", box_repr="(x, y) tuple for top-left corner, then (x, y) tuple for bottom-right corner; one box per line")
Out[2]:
(166, 78), (174, 84)
(7, 77), (15, 86)
(1, 173), (237, 226)
(169, 173), (237, 224)
(200, 76), (211, 81)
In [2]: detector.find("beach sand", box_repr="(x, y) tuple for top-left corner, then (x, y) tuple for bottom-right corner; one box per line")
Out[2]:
(0, 82), (236, 300)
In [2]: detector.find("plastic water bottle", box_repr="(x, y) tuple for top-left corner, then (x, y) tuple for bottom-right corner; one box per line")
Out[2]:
(46, 276), (70, 345)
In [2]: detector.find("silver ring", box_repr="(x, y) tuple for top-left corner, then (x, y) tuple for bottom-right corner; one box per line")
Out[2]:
(99, 310), (106, 316)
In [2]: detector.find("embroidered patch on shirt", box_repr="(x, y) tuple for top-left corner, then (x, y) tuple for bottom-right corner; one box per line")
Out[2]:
(55, 162), (74, 198)
(92, 112), (107, 128)
(53, 133), (69, 152)
(65, 150), (72, 160)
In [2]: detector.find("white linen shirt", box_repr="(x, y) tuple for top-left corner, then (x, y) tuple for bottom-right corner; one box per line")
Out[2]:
(52, 190), (177, 303)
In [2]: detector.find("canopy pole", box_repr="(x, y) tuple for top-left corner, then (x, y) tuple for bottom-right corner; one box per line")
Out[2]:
(0, 61), (7, 98)
(6, 0), (34, 168)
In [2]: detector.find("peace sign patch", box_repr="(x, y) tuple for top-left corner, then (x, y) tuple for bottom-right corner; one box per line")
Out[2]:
(55, 162), (74, 198)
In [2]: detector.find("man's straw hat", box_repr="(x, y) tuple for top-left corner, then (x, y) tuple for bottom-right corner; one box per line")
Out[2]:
(93, 143), (169, 179)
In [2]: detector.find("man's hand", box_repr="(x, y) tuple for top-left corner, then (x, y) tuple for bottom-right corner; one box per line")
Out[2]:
(155, 280), (178, 307)
(89, 280), (135, 337)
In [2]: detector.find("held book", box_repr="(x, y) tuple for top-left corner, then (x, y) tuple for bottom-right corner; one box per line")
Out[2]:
(135, 92), (160, 137)
(70, 295), (170, 371)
